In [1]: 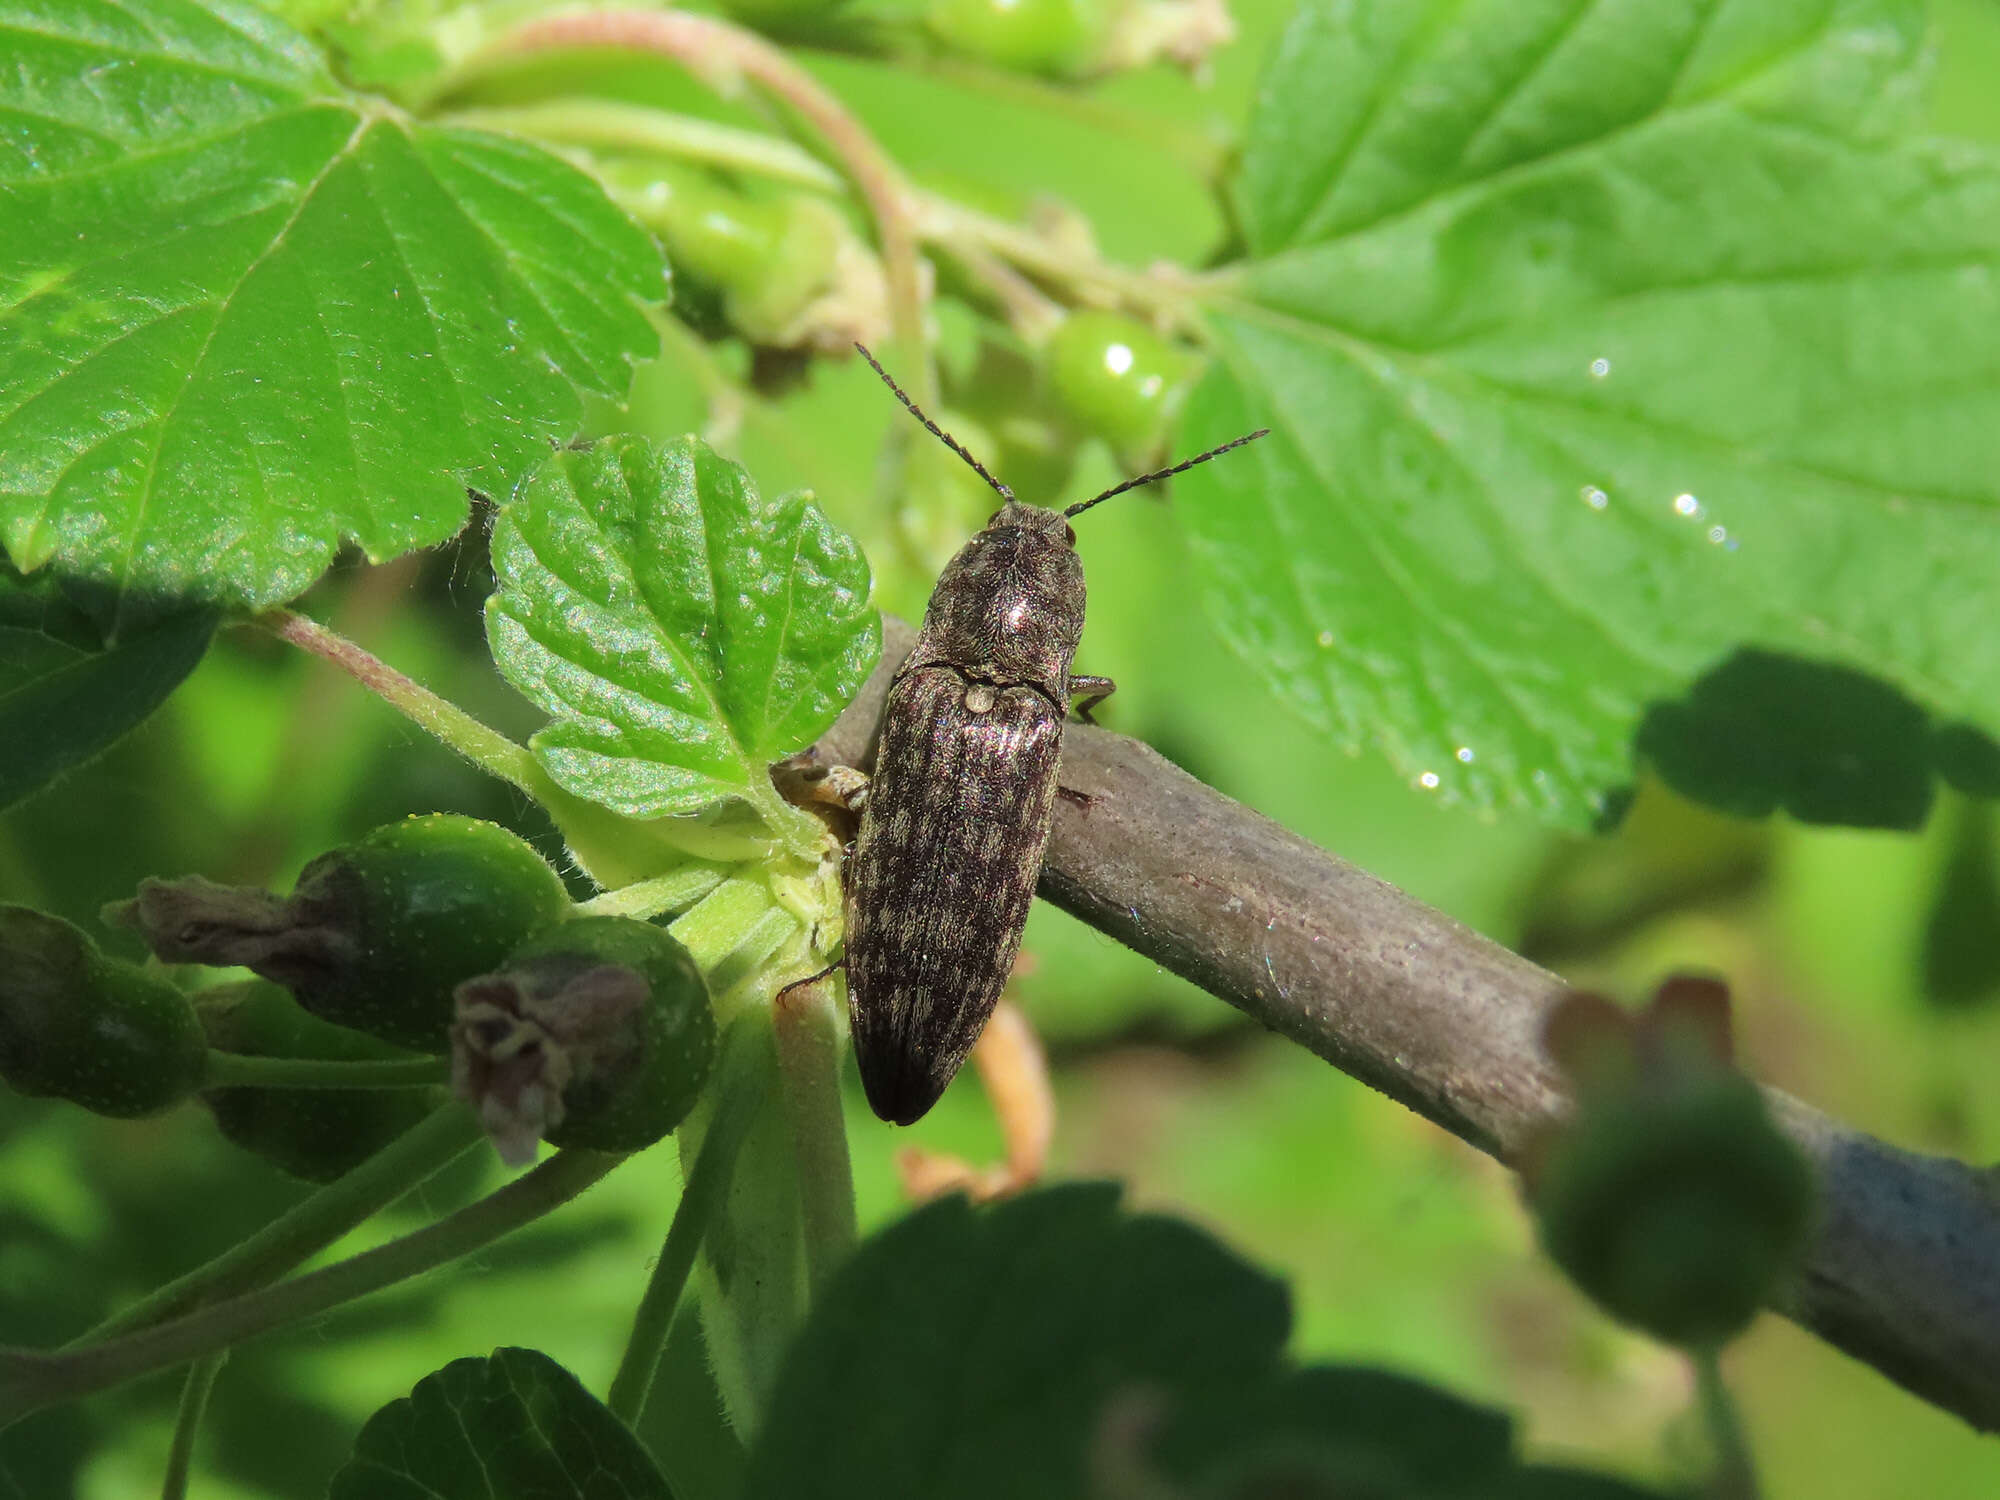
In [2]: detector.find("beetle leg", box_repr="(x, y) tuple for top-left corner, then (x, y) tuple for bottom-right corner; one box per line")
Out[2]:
(896, 995), (1054, 1203)
(1067, 674), (1117, 725)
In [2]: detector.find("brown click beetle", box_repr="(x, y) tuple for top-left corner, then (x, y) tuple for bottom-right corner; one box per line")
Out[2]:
(834, 344), (1265, 1125)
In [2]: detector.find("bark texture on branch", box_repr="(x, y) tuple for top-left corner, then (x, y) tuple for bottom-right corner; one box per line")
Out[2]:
(796, 621), (2000, 1431)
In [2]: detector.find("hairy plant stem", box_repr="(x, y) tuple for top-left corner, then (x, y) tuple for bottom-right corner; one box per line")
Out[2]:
(772, 966), (856, 1288)
(607, 1020), (770, 1424)
(159, 1353), (225, 1500)
(257, 609), (751, 878)
(1694, 1347), (1759, 1500)
(485, 9), (932, 402)
(258, 609), (536, 790)
(1, 1147), (624, 1426)
(80, 1104), (485, 1345)
(203, 1052), (451, 1090)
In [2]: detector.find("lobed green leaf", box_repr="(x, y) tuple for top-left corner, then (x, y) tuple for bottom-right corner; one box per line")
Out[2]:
(0, 0), (667, 631)
(328, 1346), (672, 1499)
(1191, 0), (2000, 829)
(487, 435), (879, 820)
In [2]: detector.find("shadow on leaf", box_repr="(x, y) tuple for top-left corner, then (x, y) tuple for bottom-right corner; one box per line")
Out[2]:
(1608, 648), (2000, 834)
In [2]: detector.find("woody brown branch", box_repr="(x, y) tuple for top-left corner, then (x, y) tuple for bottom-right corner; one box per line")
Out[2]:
(796, 619), (2000, 1432)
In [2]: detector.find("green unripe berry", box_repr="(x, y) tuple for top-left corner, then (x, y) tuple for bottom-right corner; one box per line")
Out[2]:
(1528, 1069), (1814, 1349)
(200, 981), (442, 1182)
(1047, 311), (1201, 466)
(112, 817), (571, 1055)
(609, 164), (868, 350)
(0, 906), (205, 1117)
(453, 915), (716, 1163)
(285, 815), (570, 1052)
(927, 0), (1105, 76)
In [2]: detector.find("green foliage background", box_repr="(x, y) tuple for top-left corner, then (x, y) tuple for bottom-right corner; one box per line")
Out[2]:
(6, 0), (2000, 1493)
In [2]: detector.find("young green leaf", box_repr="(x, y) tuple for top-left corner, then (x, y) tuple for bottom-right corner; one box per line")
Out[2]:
(1188, 0), (2000, 828)
(0, 0), (666, 630)
(328, 1347), (673, 1500)
(486, 435), (879, 821)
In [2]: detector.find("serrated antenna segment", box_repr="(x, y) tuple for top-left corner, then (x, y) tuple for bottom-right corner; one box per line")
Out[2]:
(855, 343), (1014, 503)
(1064, 428), (1271, 518)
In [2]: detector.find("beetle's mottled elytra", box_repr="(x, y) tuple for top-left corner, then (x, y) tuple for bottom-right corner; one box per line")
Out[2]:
(842, 344), (1266, 1124)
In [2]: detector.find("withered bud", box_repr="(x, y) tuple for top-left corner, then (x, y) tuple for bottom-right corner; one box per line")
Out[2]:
(103, 875), (345, 975)
(451, 959), (649, 1167)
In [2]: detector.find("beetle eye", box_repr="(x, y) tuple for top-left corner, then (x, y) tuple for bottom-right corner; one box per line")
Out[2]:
(1064, 523), (1077, 545)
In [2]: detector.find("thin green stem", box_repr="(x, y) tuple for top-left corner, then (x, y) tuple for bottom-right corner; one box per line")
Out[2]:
(607, 1021), (771, 1424)
(256, 608), (731, 883)
(443, 100), (845, 192)
(914, 193), (1212, 328)
(203, 1052), (451, 1090)
(256, 610), (539, 791)
(772, 967), (856, 1288)
(484, 9), (932, 400)
(159, 1353), (225, 1500)
(80, 1105), (484, 1344)
(576, 866), (731, 922)
(1693, 1345), (1759, 1500)
(4, 1148), (623, 1427)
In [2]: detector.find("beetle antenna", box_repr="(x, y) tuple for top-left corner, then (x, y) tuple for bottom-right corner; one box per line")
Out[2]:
(1063, 428), (1270, 519)
(855, 343), (1014, 503)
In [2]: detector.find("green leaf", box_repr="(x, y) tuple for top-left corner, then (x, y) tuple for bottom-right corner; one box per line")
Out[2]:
(0, 0), (666, 629)
(1147, 1364), (1515, 1498)
(0, 568), (213, 811)
(486, 435), (879, 820)
(1189, 0), (2000, 828)
(328, 1346), (673, 1500)
(741, 1183), (1293, 1498)
(742, 1185), (1655, 1497)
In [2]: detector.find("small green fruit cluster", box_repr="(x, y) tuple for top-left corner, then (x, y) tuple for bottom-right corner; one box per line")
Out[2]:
(1524, 977), (1816, 1350)
(112, 814), (571, 1054)
(21, 819), (721, 1171)
(0, 907), (205, 1118)
(286, 816), (573, 1051)
(604, 161), (883, 352)
(452, 915), (717, 1164)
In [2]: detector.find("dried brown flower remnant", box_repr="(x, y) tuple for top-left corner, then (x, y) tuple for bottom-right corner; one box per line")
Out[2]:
(452, 961), (648, 1167)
